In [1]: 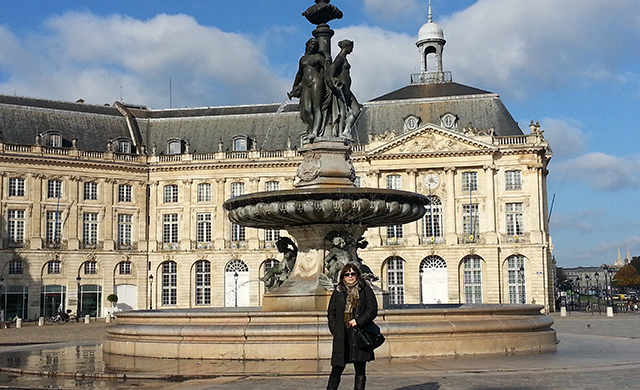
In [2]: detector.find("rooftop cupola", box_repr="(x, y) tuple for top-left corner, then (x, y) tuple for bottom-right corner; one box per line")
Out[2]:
(413, 1), (450, 84)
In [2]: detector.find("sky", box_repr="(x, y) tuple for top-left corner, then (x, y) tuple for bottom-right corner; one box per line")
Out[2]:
(0, 0), (638, 268)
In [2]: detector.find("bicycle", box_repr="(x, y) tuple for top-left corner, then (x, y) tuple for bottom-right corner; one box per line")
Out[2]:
(44, 310), (71, 325)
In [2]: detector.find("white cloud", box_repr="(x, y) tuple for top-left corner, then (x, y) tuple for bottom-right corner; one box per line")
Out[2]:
(554, 152), (640, 191)
(0, 12), (290, 108)
(540, 118), (588, 160)
(441, 0), (640, 98)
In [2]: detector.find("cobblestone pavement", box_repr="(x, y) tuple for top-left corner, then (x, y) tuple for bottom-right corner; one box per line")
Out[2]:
(1, 312), (640, 389)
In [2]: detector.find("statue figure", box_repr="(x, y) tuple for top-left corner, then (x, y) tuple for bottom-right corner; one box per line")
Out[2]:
(260, 237), (298, 292)
(322, 231), (377, 287)
(328, 40), (362, 139)
(289, 38), (330, 142)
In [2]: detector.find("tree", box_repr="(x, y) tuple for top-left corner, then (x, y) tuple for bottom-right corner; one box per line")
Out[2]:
(630, 256), (640, 275)
(612, 265), (640, 289)
(106, 294), (119, 307)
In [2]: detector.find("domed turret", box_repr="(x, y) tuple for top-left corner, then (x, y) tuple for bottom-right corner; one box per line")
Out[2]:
(417, 16), (445, 45)
(414, 2), (447, 83)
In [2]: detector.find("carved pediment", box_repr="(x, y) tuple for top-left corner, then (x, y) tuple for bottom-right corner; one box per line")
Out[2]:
(368, 125), (496, 156)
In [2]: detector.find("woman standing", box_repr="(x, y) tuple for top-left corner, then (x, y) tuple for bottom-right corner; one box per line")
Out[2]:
(327, 264), (378, 390)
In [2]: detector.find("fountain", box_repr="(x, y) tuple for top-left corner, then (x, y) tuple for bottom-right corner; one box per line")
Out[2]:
(104, 0), (556, 362)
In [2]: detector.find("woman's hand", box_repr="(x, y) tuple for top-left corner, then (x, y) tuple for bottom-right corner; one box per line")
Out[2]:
(347, 319), (357, 328)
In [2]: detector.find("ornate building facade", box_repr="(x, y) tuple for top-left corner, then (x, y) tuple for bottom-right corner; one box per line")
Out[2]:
(0, 13), (554, 320)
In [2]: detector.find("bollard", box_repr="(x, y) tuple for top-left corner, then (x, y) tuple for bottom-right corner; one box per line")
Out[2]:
(38, 317), (44, 326)
(105, 313), (111, 323)
(560, 306), (567, 317)
(16, 318), (22, 328)
(607, 306), (614, 317)
(84, 314), (90, 324)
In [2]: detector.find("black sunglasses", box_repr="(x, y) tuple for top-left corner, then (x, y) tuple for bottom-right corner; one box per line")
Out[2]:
(344, 272), (357, 277)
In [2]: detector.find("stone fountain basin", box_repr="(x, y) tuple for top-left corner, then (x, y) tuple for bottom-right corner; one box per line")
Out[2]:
(223, 187), (428, 229)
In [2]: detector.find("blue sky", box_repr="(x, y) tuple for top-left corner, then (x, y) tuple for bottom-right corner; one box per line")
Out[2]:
(0, 0), (638, 268)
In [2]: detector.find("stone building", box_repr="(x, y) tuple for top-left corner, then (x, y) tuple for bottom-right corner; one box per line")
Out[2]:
(0, 12), (554, 320)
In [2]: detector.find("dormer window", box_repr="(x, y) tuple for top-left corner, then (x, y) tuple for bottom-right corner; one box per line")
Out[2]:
(116, 139), (132, 154)
(167, 138), (184, 155)
(42, 131), (62, 147)
(404, 115), (421, 132)
(233, 136), (249, 152)
(441, 113), (457, 129)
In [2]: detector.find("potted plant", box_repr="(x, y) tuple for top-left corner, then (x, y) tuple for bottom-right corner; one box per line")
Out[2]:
(106, 294), (119, 307)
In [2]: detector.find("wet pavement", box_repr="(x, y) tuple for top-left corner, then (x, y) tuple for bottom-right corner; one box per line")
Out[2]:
(1, 311), (640, 389)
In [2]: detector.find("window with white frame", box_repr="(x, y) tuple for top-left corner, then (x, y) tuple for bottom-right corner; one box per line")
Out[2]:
(47, 260), (61, 274)
(505, 170), (522, 191)
(231, 182), (245, 198)
(43, 133), (62, 147)
(505, 203), (524, 236)
(162, 214), (179, 245)
(264, 228), (280, 243)
(462, 204), (479, 238)
(83, 182), (98, 201)
(7, 210), (25, 245)
(116, 139), (131, 154)
(118, 184), (132, 202)
(508, 255), (526, 304)
(118, 261), (132, 275)
(354, 176), (362, 188)
(386, 224), (403, 241)
(47, 180), (63, 199)
(46, 210), (62, 245)
(82, 212), (99, 248)
(264, 181), (280, 192)
(231, 223), (246, 242)
(463, 256), (483, 303)
(163, 184), (178, 203)
(422, 196), (443, 240)
(117, 214), (133, 249)
(197, 183), (212, 202)
(386, 174), (402, 190)
(84, 261), (97, 275)
(9, 260), (24, 274)
(233, 137), (248, 151)
(161, 261), (178, 306)
(9, 178), (25, 197)
(461, 172), (478, 192)
(195, 260), (211, 306)
(386, 257), (405, 305)
(196, 213), (212, 244)
(168, 140), (182, 155)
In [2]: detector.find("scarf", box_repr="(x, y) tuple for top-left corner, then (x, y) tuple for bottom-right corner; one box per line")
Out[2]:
(344, 279), (360, 325)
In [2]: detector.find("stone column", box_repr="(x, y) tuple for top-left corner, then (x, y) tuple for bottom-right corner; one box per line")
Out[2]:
(103, 178), (115, 250)
(405, 169), (419, 245)
(247, 178), (260, 248)
(483, 165), (498, 245)
(66, 176), (80, 250)
(147, 182), (158, 251)
(29, 173), (43, 249)
(214, 178), (226, 248)
(180, 179), (192, 250)
(444, 168), (457, 244)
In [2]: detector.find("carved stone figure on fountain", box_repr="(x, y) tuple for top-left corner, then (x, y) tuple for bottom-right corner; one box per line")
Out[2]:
(321, 231), (378, 288)
(328, 39), (362, 139)
(260, 237), (298, 292)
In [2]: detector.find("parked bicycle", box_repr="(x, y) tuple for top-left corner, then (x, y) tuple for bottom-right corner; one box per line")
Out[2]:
(44, 309), (72, 325)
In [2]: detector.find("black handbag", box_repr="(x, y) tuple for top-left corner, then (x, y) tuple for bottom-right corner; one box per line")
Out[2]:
(353, 322), (385, 351)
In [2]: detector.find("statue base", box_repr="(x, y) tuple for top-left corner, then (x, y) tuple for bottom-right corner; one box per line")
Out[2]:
(296, 141), (355, 188)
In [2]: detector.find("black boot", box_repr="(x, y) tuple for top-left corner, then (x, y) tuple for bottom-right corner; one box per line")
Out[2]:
(326, 373), (341, 390)
(354, 375), (366, 390)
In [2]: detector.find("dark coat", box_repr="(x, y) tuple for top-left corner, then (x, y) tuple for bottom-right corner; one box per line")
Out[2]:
(327, 280), (378, 367)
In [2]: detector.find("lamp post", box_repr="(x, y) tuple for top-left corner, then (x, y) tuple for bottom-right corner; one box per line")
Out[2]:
(148, 275), (154, 310)
(595, 272), (600, 314)
(76, 276), (81, 322)
(585, 274), (591, 310)
(602, 264), (610, 306)
(518, 265), (525, 304)
(234, 271), (239, 307)
(575, 276), (581, 311)
(0, 275), (4, 322)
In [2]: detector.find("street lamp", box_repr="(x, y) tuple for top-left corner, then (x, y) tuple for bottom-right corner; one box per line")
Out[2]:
(148, 275), (154, 310)
(575, 276), (581, 311)
(585, 274), (591, 306)
(518, 265), (525, 304)
(76, 276), (82, 322)
(595, 272), (600, 314)
(234, 271), (239, 307)
(602, 264), (611, 306)
(0, 275), (4, 321)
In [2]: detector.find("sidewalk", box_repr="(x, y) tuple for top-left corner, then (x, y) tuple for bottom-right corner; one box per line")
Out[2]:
(2, 312), (640, 389)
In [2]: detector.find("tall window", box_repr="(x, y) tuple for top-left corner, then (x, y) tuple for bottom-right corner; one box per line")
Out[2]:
(387, 257), (405, 304)
(505, 170), (522, 190)
(117, 214), (133, 249)
(118, 185), (132, 202)
(196, 213), (212, 244)
(46, 210), (62, 245)
(118, 261), (132, 275)
(195, 260), (211, 306)
(9, 260), (24, 274)
(462, 172), (478, 192)
(463, 256), (483, 303)
(7, 210), (25, 246)
(43, 133), (62, 147)
(231, 223), (246, 242)
(505, 203), (524, 236)
(82, 212), (99, 248)
(168, 140), (182, 155)
(386, 174), (402, 190)
(163, 184), (178, 203)
(462, 204), (479, 238)
(233, 137), (247, 151)
(231, 182), (245, 198)
(508, 255), (526, 304)
(163, 214), (179, 246)
(264, 228), (280, 244)
(9, 178), (25, 197)
(386, 175), (403, 243)
(265, 181), (280, 192)
(161, 261), (178, 306)
(48, 180), (62, 199)
(422, 196), (443, 241)
(116, 140), (131, 154)
(47, 260), (61, 274)
(84, 261), (97, 275)
(83, 182), (98, 201)
(197, 183), (212, 202)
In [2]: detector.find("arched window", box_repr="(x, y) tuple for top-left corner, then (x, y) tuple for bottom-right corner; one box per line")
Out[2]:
(117, 261), (132, 275)
(462, 256), (483, 303)
(507, 255), (526, 304)
(224, 259), (249, 307)
(422, 196), (444, 243)
(47, 260), (62, 275)
(161, 261), (178, 306)
(167, 139), (184, 155)
(386, 257), (405, 305)
(420, 256), (447, 304)
(42, 131), (62, 147)
(194, 260), (211, 306)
